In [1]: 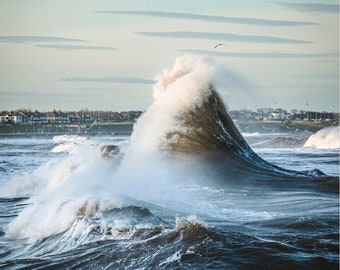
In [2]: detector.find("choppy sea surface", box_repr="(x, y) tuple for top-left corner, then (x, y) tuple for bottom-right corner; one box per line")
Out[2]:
(0, 54), (339, 269)
(0, 129), (338, 270)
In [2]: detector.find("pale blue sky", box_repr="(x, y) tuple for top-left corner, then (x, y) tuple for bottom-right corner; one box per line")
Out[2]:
(0, 0), (338, 112)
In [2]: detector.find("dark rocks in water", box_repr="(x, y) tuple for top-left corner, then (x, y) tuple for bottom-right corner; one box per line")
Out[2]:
(99, 145), (120, 157)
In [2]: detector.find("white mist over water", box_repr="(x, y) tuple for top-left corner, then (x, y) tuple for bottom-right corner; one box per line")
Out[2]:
(2, 134), (191, 243)
(5, 140), (121, 241)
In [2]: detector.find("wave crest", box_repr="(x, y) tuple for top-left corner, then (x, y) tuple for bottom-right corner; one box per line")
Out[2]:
(304, 126), (340, 149)
(131, 55), (325, 179)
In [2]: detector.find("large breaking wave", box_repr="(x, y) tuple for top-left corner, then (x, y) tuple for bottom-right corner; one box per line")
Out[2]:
(131, 55), (329, 180)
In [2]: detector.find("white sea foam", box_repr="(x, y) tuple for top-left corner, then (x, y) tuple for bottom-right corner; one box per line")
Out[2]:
(50, 135), (90, 154)
(242, 132), (260, 137)
(4, 138), (127, 241)
(304, 126), (340, 149)
(52, 134), (88, 143)
(4, 129), (175, 243)
(50, 143), (79, 153)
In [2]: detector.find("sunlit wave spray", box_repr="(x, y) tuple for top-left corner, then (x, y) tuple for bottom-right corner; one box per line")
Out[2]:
(130, 55), (327, 180)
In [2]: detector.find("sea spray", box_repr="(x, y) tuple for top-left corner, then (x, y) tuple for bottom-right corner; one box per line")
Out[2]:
(130, 55), (330, 180)
(129, 56), (281, 177)
(5, 137), (124, 242)
(4, 131), (178, 245)
(131, 55), (230, 155)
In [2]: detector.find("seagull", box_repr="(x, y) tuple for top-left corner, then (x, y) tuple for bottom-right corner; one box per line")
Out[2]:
(214, 43), (227, 48)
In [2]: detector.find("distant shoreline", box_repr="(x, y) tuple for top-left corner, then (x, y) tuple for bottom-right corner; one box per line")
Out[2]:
(0, 131), (132, 138)
(235, 120), (338, 133)
(0, 122), (134, 137)
(0, 120), (337, 138)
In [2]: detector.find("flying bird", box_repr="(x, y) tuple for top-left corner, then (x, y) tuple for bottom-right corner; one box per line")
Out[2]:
(214, 43), (227, 49)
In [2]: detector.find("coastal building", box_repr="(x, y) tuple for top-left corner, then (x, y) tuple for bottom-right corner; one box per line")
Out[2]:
(0, 108), (337, 126)
(0, 114), (23, 124)
(46, 112), (56, 123)
(9, 115), (23, 124)
(53, 111), (70, 124)
(0, 115), (9, 123)
(269, 112), (290, 121)
(24, 111), (48, 124)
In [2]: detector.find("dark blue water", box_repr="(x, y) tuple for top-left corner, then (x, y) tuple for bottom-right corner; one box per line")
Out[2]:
(0, 134), (338, 269)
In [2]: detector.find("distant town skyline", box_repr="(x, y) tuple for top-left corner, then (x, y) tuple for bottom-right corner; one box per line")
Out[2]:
(0, 1), (339, 112)
(1, 107), (338, 127)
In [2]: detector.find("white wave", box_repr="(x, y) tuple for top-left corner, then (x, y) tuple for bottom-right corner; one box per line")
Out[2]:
(159, 216), (200, 267)
(304, 126), (340, 149)
(3, 129), (174, 244)
(52, 134), (88, 143)
(6, 196), (118, 243)
(50, 143), (79, 154)
(4, 139), (127, 241)
(242, 132), (260, 137)
(50, 135), (90, 154)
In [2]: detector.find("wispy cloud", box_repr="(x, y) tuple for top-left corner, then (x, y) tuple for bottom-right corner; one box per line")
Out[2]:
(0, 35), (85, 44)
(276, 2), (339, 13)
(136, 31), (312, 44)
(62, 76), (154, 84)
(95, 10), (317, 26)
(0, 35), (116, 51)
(181, 49), (338, 58)
(37, 44), (116, 51)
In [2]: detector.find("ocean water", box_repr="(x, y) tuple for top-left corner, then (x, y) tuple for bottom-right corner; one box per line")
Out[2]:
(0, 55), (339, 269)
